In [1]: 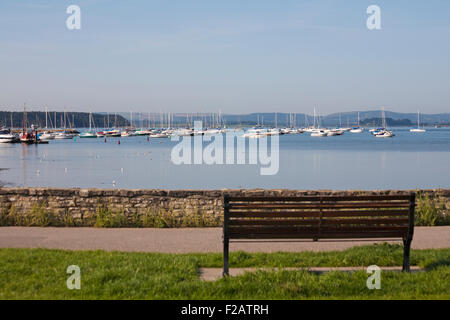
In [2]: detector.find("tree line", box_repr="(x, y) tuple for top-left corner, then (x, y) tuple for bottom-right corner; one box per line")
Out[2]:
(0, 112), (129, 129)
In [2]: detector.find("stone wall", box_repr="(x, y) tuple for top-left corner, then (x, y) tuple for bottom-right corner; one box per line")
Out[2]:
(0, 188), (449, 227)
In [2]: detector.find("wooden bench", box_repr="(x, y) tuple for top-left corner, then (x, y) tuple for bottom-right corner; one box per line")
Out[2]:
(223, 193), (415, 276)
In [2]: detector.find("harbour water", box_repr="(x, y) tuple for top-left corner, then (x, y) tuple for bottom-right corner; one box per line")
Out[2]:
(0, 128), (449, 190)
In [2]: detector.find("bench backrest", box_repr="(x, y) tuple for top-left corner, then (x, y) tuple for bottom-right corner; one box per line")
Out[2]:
(224, 194), (415, 241)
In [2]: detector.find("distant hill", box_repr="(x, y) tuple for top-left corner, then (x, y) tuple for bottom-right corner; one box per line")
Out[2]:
(124, 111), (450, 127)
(360, 117), (413, 127)
(221, 111), (450, 127)
(323, 111), (450, 127)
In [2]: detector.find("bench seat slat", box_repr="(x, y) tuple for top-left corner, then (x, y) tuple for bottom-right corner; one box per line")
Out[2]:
(229, 226), (408, 234)
(229, 209), (409, 218)
(228, 195), (412, 202)
(229, 233), (407, 240)
(230, 219), (320, 226)
(230, 202), (410, 209)
(229, 218), (409, 226)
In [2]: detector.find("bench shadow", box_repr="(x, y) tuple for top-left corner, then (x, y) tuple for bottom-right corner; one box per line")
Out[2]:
(425, 259), (450, 271)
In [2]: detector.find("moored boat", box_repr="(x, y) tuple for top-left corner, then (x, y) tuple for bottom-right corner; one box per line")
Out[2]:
(311, 130), (327, 137)
(410, 110), (426, 133)
(0, 128), (17, 143)
(54, 131), (74, 139)
(39, 131), (55, 140)
(79, 132), (97, 138)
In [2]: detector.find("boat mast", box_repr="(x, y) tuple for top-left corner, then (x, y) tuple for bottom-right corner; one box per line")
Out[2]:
(45, 106), (48, 129)
(23, 103), (27, 133)
(417, 110), (420, 128)
(313, 108), (316, 129)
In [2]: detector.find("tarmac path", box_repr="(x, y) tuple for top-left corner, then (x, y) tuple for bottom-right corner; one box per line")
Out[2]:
(0, 226), (449, 253)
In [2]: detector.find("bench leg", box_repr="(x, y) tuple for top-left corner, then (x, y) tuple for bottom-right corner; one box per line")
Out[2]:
(402, 238), (412, 273)
(223, 237), (229, 277)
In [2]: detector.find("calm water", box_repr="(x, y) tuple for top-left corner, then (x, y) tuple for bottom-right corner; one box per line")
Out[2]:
(1, 128), (449, 190)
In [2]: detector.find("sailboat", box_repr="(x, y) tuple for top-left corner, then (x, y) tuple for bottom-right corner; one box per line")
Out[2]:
(374, 108), (395, 138)
(80, 112), (97, 138)
(350, 112), (364, 133)
(39, 107), (55, 140)
(309, 107), (327, 137)
(410, 110), (426, 133)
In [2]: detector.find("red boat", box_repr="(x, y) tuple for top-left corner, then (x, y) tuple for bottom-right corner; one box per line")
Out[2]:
(20, 132), (37, 143)
(20, 131), (48, 144)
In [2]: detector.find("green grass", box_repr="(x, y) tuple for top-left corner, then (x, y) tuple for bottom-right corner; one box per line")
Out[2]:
(1, 244), (449, 299)
(416, 193), (450, 226)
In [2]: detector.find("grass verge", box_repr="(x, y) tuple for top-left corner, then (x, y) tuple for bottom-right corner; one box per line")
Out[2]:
(0, 244), (449, 299)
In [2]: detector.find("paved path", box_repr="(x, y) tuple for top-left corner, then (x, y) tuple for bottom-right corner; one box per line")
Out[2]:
(199, 266), (424, 281)
(0, 226), (449, 253)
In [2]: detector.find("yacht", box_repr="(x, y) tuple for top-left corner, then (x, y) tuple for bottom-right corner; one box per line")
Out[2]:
(20, 131), (37, 143)
(105, 129), (121, 137)
(326, 129), (344, 136)
(39, 131), (55, 140)
(374, 130), (395, 138)
(172, 128), (194, 136)
(410, 110), (426, 133)
(149, 132), (169, 138)
(120, 130), (136, 137)
(350, 127), (364, 133)
(350, 112), (364, 133)
(374, 108), (394, 138)
(370, 128), (385, 136)
(80, 112), (97, 138)
(242, 128), (267, 138)
(135, 129), (151, 136)
(266, 128), (281, 136)
(79, 132), (97, 138)
(311, 130), (327, 137)
(0, 128), (16, 143)
(55, 131), (75, 139)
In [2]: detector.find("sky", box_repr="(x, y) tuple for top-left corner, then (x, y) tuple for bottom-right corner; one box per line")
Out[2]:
(1, 0), (450, 114)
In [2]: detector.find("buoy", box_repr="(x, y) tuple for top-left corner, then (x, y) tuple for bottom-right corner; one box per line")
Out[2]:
(118, 140), (121, 145)
(104, 138), (107, 143)
(147, 137), (149, 142)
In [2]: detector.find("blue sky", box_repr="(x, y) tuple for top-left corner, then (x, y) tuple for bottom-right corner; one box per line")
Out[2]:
(1, 0), (449, 114)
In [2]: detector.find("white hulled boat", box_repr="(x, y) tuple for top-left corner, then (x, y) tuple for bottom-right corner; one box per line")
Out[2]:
(410, 110), (426, 133)
(0, 128), (16, 143)
(350, 112), (364, 133)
